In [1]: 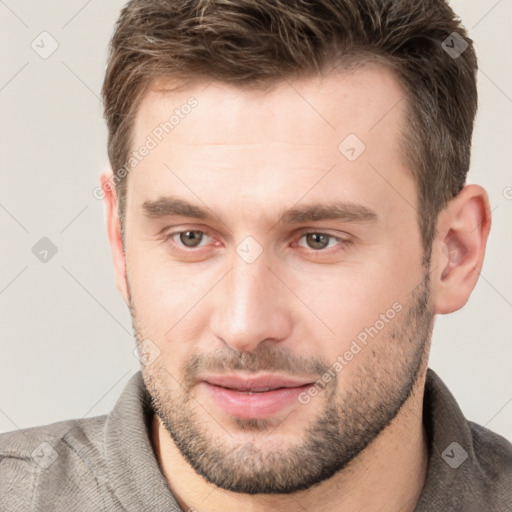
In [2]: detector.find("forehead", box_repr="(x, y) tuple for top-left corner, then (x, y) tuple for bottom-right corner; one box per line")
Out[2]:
(134, 62), (406, 148)
(127, 63), (413, 225)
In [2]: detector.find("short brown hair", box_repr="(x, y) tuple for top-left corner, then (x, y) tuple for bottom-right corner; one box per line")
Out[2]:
(102, 0), (477, 263)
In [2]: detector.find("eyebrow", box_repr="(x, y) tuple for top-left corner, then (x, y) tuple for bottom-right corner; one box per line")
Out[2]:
(142, 196), (378, 225)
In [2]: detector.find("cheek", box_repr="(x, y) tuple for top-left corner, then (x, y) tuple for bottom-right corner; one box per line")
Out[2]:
(127, 254), (216, 356)
(291, 256), (413, 365)
(127, 239), (197, 305)
(295, 263), (392, 327)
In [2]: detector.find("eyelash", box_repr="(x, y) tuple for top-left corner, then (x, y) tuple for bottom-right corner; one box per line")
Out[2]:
(163, 229), (353, 254)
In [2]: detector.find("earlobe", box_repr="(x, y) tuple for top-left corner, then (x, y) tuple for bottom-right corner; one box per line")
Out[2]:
(100, 168), (129, 305)
(432, 185), (491, 314)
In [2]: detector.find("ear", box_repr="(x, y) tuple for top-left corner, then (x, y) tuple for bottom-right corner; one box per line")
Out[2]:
(100, 166), (129, 306)
(430, 184), (491, 314)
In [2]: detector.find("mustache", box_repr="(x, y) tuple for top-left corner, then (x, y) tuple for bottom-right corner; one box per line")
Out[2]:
(181, 344), (331, 388)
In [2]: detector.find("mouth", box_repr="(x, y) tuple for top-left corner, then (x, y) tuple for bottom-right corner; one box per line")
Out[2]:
(199, 374), (315, 419)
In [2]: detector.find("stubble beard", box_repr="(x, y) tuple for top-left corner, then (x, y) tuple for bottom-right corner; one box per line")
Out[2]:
(130, 272), (433, 494)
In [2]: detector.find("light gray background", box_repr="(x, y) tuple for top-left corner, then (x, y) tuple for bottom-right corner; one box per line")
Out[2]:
(0, 0), (510, 442)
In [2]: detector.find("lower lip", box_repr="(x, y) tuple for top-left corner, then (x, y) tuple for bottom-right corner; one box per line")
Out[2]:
(202, 382), (312, 419)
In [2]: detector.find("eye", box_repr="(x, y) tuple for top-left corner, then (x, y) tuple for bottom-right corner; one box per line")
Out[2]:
(297, 232), (350, 251)
(163, 228), (352, 255)
(169, 230), (210, 248)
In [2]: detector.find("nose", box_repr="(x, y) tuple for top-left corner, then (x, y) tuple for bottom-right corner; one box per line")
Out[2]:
(210, 246), (292, 353)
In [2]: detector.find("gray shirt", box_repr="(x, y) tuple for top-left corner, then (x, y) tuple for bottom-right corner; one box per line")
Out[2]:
(1, 368), (511, 511)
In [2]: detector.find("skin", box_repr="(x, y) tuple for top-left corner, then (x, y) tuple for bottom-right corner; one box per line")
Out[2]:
(102, 62), (491, 512)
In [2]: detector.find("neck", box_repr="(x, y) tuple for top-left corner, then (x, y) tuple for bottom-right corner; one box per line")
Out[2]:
(152, 373), (429, 512)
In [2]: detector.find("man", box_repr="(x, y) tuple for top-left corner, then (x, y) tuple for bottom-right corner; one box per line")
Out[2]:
(1, 0), (511, 510)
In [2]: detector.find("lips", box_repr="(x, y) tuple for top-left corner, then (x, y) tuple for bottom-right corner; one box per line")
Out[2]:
(203, 374), (313, 392)
(200, 374), (315, 419)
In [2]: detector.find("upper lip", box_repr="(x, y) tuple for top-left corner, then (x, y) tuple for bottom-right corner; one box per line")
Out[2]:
(203, 374), (314, 391)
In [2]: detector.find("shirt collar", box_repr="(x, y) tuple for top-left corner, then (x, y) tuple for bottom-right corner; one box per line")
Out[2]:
(415, 368), (488, 511)
(104, 372), (181, 511)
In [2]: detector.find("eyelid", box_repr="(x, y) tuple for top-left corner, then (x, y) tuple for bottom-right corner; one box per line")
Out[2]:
(293, 227), (350, 239)
(293, 230), (352, 251)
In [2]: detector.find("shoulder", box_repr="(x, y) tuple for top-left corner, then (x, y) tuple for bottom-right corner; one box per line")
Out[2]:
(0, 415), (107, 460)
(0, 415), (108, 511)
(468, 420), (512, 475)
(468, 421), (512, 506)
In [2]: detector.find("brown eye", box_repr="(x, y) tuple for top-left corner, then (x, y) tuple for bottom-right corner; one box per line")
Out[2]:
(178, 230), (205, 247)
(304, 233), (333, 250)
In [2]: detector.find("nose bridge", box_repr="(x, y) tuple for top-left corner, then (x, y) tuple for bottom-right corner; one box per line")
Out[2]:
(230, 246), (272, 308)
(210, 243), (290, 352)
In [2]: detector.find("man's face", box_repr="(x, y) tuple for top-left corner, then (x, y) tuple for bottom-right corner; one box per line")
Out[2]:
(123, 63), (434, 493)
